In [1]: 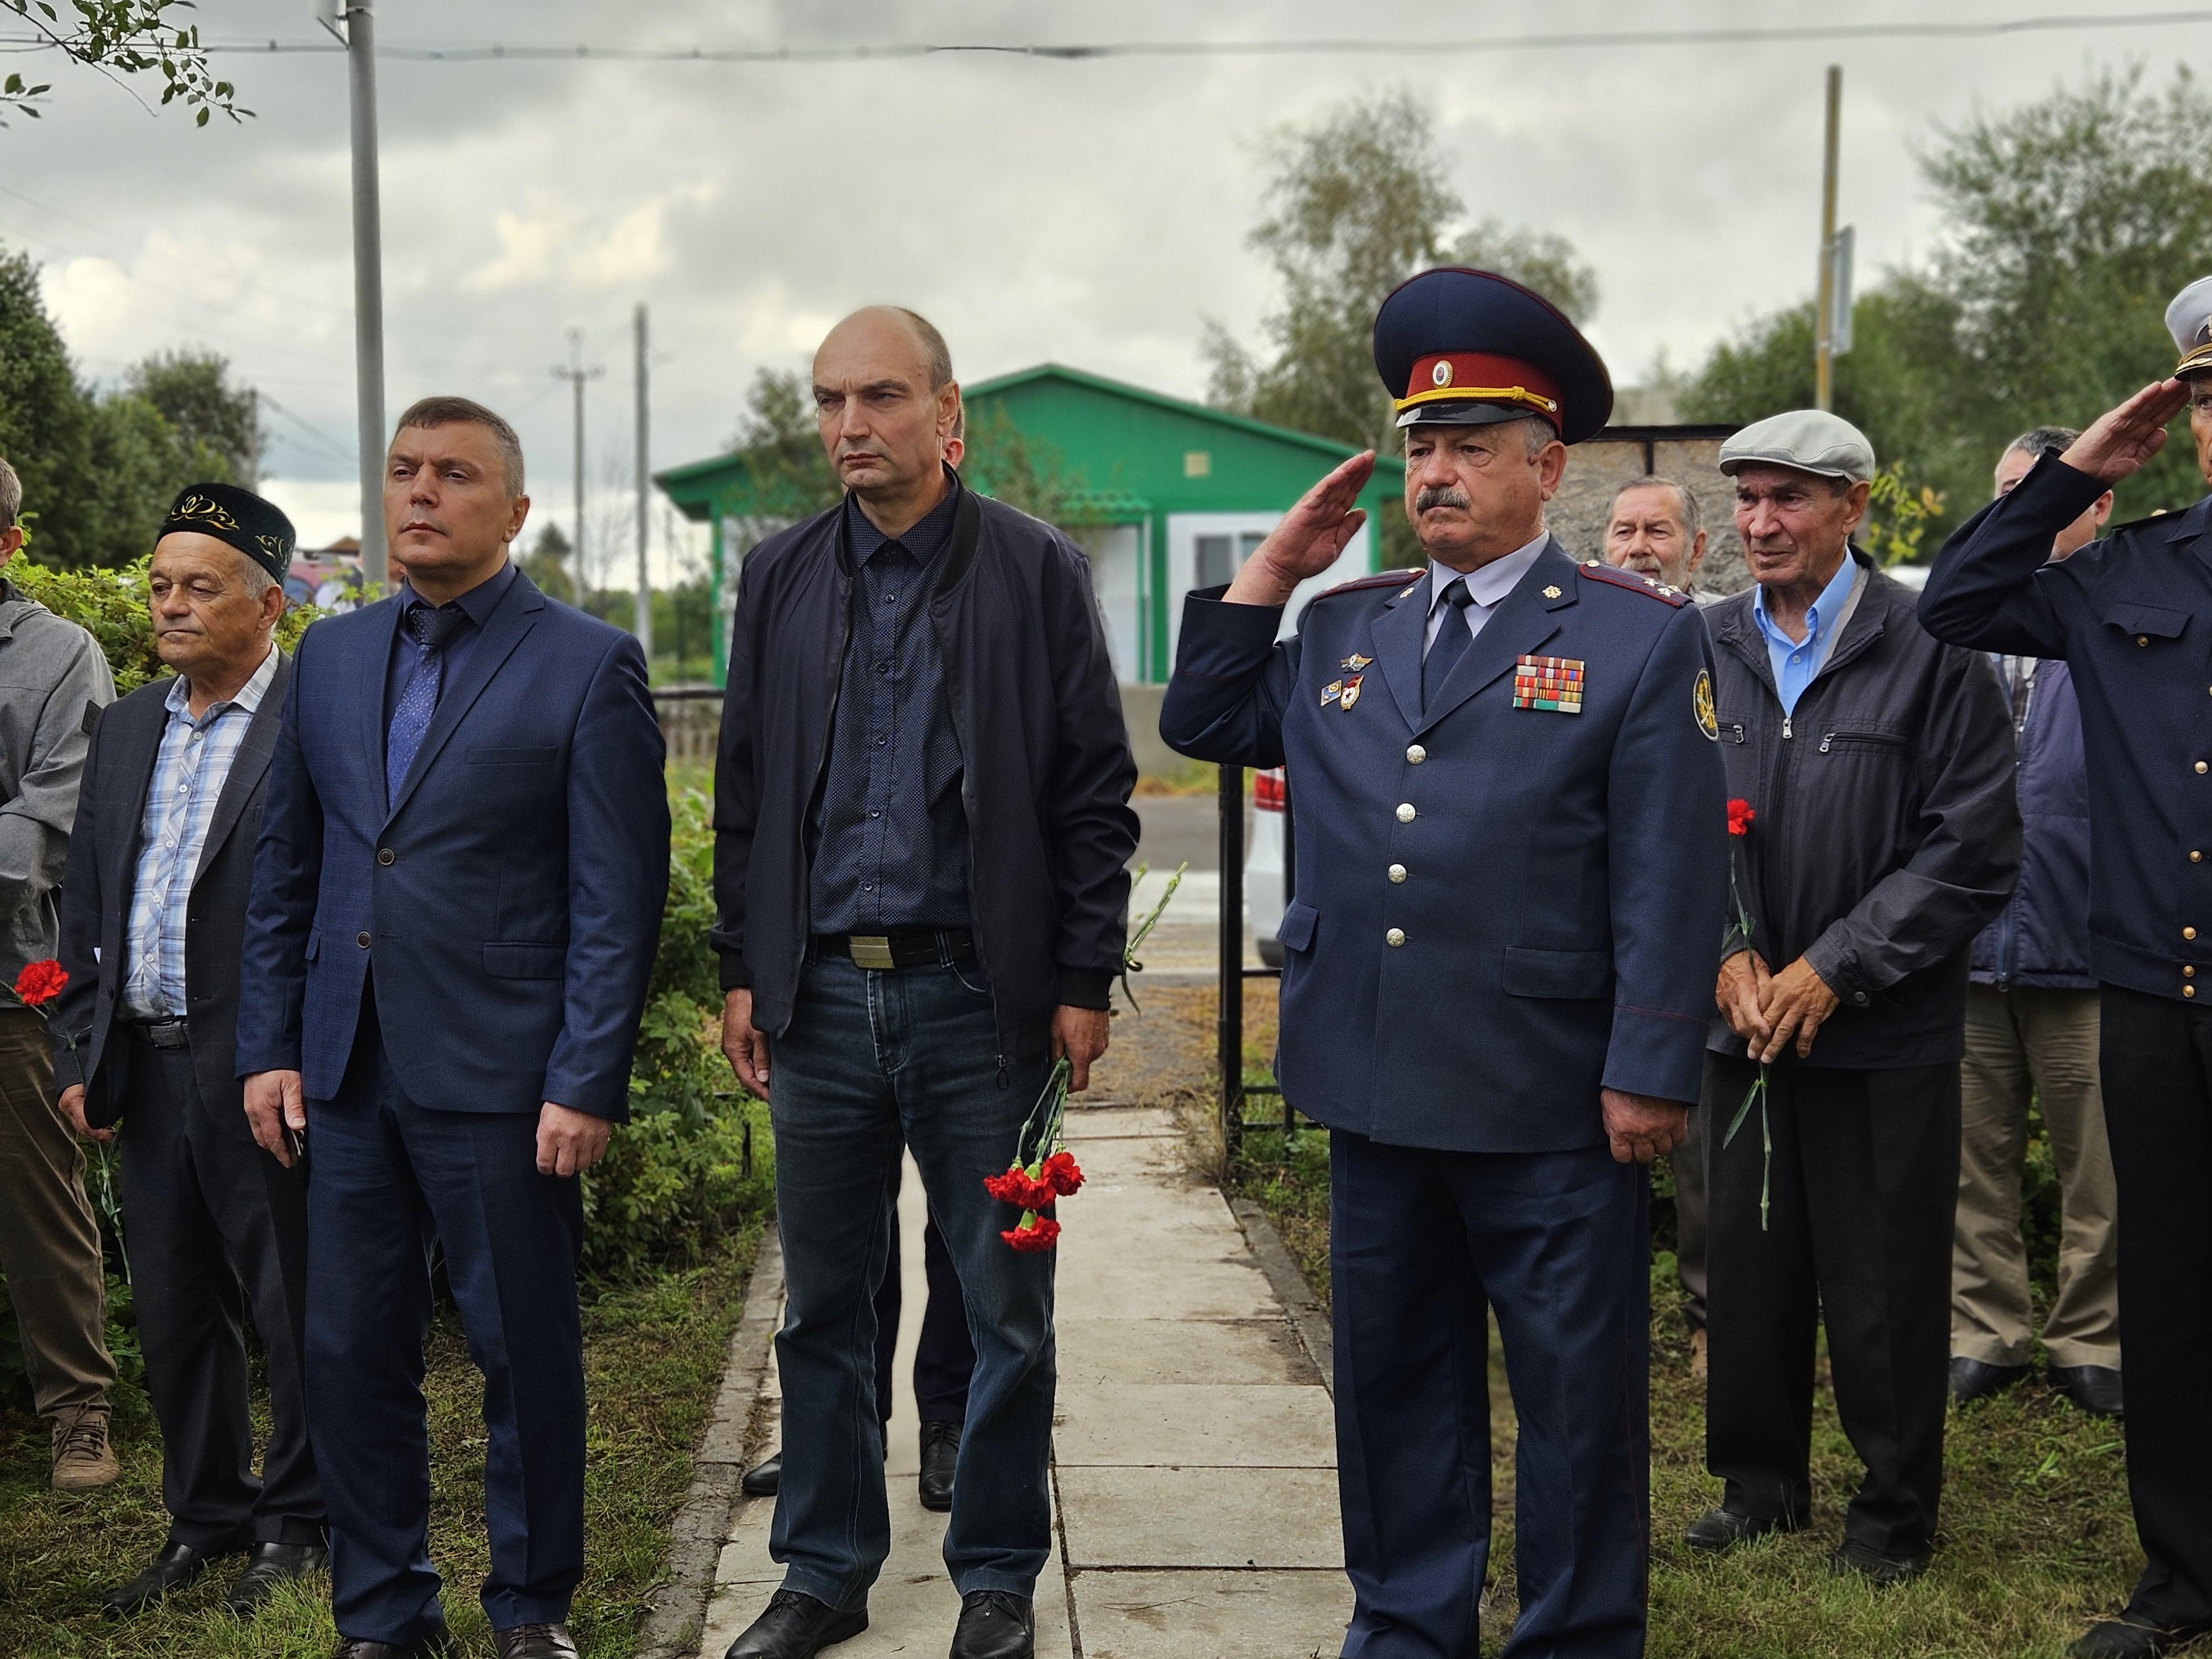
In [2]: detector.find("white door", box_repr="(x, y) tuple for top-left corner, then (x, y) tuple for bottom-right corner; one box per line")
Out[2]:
(1074, 523), (1142, 684)
(1165, 511), (1371, 666)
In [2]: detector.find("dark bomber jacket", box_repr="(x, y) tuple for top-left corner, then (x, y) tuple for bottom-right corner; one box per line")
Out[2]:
(711, 473), (1139, 1065)
(1706, 550), (2022, 1068)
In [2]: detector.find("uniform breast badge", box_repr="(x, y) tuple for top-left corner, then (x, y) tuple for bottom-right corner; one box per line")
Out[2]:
(1340, 674), (1364, 710)
(1321, 679), (1344, 706)
(1341, 653), (1373, 671)
(1511, 654), (1584, 713)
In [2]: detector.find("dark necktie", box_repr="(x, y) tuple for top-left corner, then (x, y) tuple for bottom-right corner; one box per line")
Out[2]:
(386, 602), (469, 800)
(1422, 578), (1478, 713)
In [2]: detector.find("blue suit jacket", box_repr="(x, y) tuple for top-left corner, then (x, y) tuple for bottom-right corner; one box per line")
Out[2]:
(1160, 541), (1728, 1153)
(235, 568), (670, 1119)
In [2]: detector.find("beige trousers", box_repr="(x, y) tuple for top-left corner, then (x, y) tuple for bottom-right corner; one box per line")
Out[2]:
(1952, 984), (2120, 1370)
(0, 1005), (115, 1418)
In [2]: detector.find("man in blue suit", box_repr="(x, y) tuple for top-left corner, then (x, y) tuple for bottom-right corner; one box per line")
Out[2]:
(1161, 269), (1727, 1658)
(237, 397), (671, 1659)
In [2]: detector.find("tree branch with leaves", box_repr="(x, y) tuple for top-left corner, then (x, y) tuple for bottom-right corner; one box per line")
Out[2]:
(2, 0), (246, 127)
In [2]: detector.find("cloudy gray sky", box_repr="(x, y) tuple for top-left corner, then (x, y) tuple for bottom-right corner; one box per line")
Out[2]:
(4, 0), (2206, 572)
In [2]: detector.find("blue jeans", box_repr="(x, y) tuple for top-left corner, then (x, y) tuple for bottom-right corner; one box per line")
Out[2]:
(768, 951), (1056, 1608)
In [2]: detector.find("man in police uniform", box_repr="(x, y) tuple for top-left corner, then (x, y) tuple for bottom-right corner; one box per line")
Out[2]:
(1920, 280), (2212, 1659)
(1161, 269), (1726, 1659)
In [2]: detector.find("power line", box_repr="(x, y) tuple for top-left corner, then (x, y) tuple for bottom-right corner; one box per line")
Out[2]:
(8, 12), (2212, 62)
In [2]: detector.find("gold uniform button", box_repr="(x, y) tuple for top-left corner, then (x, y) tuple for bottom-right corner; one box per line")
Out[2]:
(1406, 744), (1427, 764)
(2187, 927), (2199, 941)
(2189, 985), (2199, 998)
(2187, 966), (2197, 978)
(1386, 927), (1406, 947)
(2138, 635), (2150, 646)
(2198, 762), (2208, 775)
(2195, 851), (2204, 863)
(1388, 864), (1407, 884)
(1395, 802), (1416, 822)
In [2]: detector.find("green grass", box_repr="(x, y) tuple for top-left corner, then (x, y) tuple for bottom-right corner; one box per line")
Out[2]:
(1225, 1131), (2146, 1658)
(0, 1228), (763, 1659)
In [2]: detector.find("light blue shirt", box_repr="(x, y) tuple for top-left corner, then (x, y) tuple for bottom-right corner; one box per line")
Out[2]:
(1752, 553), (1861, 716)
(1422, 532), (1550, 654)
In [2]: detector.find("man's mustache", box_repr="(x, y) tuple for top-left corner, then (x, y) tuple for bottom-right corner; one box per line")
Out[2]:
(1415, 486), (1472, 513)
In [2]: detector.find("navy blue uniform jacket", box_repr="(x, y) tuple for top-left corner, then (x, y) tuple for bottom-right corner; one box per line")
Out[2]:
(1160, 541), (1729, 1153)
(1921, 455), (2212, 1004)
(234, 568), (671, 1119)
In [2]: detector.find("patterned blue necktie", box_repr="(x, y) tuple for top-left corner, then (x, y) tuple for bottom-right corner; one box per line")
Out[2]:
(385, 602), (469, 800)
(1422, 577), (1477, 714)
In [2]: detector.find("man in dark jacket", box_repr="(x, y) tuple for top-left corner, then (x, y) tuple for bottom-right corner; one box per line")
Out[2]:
(713, 307), (1137, 1659)
(1688, 410), (2020, 1584)
(1952, 429), (2121, 1420)
(53, 485), (325, 1618)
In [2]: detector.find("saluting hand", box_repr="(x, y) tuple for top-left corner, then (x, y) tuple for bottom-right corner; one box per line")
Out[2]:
(1224, 451), (1378, 608)
(2062, 379), (2192, 484)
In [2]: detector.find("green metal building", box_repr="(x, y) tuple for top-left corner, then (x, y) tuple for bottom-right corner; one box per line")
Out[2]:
(655, 363), (1406, 686)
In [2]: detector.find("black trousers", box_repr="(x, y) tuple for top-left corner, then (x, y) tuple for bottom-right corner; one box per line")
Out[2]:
(1703, 1053), (1959, 1558)
(2098, 987), (2212, 1632)
(117, 1033), (322, 1550)
(876, 1194), (974, 1428)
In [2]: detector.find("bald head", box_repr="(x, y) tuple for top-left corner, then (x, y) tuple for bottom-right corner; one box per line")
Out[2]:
(812, 307), (961, 529)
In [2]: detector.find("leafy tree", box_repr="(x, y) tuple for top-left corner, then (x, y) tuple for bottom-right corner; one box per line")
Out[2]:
(963, 405), (1100, 528)
(0, 242), (249, 567)
(726, 368), (839, 529)
(1449, 220), (1600, 326)
(2, 0), (246, 127)
(520, 522), (578, 606)
(127, 349), (262, 482)
(1683, 66), (2212, 541)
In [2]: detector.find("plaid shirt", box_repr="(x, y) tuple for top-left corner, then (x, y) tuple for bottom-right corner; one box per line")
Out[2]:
(122, 648), (278, 1019)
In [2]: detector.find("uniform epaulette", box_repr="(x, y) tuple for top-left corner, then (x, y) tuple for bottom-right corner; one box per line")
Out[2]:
(2105, 508), (2177, 537)
(1311, 568), (1426, 604)
(1577, 560), (1692, 606)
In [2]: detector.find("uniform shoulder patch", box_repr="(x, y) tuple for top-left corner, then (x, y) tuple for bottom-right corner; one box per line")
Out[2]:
(2105, 508), (2177, 538)
(1578, 563), (1692, 607)
(1310, 568), (1425, 605)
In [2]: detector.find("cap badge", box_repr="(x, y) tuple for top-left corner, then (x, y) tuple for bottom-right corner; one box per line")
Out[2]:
(1432, 360), (1454, 388)
(1511, 654), (1585, 714)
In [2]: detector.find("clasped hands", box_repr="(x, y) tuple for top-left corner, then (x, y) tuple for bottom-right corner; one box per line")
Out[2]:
(238, 1070), (611, 1176)
(1717, 948), (1840, 1063)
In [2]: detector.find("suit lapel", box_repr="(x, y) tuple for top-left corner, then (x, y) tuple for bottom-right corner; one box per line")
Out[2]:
(106, 690), (170, 910)
(1371, 570), (1432, 732)
(1416, 541), (1576, 735)
(191, 654), (289, 889)
(384, 572), (545, 825)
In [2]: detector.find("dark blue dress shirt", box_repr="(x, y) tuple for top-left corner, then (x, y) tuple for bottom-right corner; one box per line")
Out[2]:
(381, 558), (520, 729)
(808, 477), (971, 934)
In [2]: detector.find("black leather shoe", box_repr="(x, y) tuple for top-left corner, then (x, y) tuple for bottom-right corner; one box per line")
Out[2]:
(1683, 1507), (1792, 1554)
(742, 1451), (782, 1498)
(495, 1623), (580, 1658)
(1950, 1355), (2032, 1404)
(103, 1541), (218, 1616)
(919, 1420), (961, 1513)
(225, 1541), (329, 1617)
(2067, 1618), (2210, 1658)
(1829, 1538), (1931, 1586)
(332, 1615), (455, 1658)
(950, 1590), (1034, 1659)
(723, 1588), (868, 1658)
(2049, 1364), (2126, 1420)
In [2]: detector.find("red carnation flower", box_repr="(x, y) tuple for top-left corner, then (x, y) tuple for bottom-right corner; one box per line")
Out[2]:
(13, 959), (66, 1007)
(1726, 799), (1756, 837)
(1040, 1150), (1085, 1198)
(984, 1165), (1057, 1212)
(1001, 1215), (1062, 1253)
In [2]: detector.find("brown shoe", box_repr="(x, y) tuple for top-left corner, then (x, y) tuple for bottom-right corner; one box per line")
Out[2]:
(50, 1405), (119, 1491)
(1689, 1326), (1708, 1383)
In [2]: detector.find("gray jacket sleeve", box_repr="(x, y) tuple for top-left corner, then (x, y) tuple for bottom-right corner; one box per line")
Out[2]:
(0, 625), (116, 923)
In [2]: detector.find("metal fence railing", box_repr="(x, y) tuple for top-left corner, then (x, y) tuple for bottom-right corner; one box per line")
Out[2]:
(1217, 763), (1304, 1156)
(651, 685), (722, 767)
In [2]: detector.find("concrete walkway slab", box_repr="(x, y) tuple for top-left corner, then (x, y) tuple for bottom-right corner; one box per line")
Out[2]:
(693, 1115), (1348, 1658)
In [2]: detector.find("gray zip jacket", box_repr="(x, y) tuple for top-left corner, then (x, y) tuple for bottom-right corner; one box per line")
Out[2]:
(0, 578), (116, 988)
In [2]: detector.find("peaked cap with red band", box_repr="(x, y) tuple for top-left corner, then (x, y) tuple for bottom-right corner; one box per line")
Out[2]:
(1373, 267), (1614, 445)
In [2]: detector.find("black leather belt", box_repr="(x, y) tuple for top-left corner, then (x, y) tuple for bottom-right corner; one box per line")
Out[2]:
(813, 928), (975, 971)
(126, 1016), (191, 1050)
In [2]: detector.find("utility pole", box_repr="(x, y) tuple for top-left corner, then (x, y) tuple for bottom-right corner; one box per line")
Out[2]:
(552, 330), (604, 590)
(319, 0), (387, 582)
(633, 304), (652, 658)
(1813, 64), (1842, 412)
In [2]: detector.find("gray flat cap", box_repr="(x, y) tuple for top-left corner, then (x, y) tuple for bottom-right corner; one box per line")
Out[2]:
(1718, 409), (1875, 483)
